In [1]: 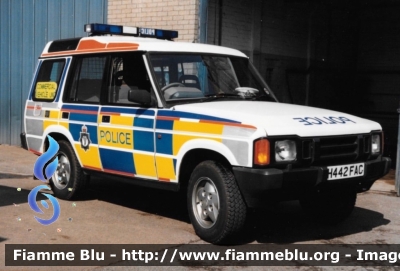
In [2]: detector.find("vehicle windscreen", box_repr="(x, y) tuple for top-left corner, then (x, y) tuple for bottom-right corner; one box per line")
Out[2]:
(148, 53), (277, 105)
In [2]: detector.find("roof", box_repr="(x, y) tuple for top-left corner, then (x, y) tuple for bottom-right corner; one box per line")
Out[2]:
(40, 36), (248, 58)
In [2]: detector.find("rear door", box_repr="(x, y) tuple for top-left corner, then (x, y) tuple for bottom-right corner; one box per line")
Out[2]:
(25, 58), (68, 154)
(61, 55), (106, 171)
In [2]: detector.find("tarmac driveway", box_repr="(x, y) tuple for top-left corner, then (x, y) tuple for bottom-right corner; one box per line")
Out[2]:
(0, 145), (399, 271)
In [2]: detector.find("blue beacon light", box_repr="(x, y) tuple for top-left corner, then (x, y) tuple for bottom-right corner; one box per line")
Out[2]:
(84, 23), (178, 40)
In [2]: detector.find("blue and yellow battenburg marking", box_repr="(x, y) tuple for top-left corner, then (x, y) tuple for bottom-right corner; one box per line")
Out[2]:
(60, 104), (102, 171)
(25, 102), (62, 154)
(97, 107), (157, 179)
(29, 103), (256, 183)
(154, 110), (256, 181)
(156, 110), (249, 154)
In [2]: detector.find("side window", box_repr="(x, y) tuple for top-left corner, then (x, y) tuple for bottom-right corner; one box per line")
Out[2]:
(33, 59), (65, 101)
(108, 52), (152, 105)
(66, 56), (107, 103)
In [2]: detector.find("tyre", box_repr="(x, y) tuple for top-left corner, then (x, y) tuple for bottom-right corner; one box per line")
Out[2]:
(187, 160), (247, 244)
(50, 140), (87, 200)
(300, 188), (357, 224)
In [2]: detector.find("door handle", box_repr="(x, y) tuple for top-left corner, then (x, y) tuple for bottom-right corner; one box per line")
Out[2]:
(102, 115), (110, 123)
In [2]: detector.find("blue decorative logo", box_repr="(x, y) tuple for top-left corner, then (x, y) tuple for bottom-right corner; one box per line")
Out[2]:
(33, 136), (59, 182)
(28, 185), (61, 225)
(28, 135), (61, 225)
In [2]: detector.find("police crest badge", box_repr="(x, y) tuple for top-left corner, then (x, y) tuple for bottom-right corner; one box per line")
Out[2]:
(79, 125), (91, 151)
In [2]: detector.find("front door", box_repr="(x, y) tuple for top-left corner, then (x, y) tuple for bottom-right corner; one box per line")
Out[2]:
(98, 52), (158, 180)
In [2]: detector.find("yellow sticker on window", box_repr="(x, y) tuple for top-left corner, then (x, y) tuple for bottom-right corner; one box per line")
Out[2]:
(35, 82), (57, 100)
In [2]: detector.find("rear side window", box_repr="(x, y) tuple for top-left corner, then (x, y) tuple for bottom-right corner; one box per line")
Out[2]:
(33, 59), (65, 101)
(66, 56), (107, 103)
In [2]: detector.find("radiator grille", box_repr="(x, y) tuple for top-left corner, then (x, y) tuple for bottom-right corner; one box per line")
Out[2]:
(307, 134), (370, 165)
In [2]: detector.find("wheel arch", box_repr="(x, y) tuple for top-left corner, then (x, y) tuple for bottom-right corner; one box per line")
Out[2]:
(177, 147), (235, 190)
(42, 126), (75, 151)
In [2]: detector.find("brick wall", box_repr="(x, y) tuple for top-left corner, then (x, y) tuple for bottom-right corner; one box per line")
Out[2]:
(108, 0), (199, 42)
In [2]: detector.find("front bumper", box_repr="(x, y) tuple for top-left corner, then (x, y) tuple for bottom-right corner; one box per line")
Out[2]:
(233, 157), (391, 208)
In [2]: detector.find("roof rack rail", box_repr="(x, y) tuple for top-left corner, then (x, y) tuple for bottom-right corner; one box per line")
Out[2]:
(84, 23), (178, 41)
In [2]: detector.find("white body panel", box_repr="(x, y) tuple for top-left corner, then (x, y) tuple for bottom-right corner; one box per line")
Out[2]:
(173, 101), (382, 137)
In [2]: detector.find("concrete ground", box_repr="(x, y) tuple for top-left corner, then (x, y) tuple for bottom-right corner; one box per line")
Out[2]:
(0, 144), (398, 271)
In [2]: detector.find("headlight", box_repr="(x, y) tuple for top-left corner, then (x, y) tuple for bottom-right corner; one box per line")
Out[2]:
(275, 140), (297, 162)
(371, 134), (381, 154)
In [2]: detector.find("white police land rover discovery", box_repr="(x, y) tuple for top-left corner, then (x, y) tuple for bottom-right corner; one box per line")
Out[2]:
(21, 23), (391, 244)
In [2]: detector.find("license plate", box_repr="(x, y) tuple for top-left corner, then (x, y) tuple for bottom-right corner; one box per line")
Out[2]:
(327, 163), (365, 180)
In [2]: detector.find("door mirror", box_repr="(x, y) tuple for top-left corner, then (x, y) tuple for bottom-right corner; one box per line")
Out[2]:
(128, 89), (152, 105)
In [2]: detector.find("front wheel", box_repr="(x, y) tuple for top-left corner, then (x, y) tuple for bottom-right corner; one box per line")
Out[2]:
(50, 140), (87, 200)
(187, 160), (247, 244)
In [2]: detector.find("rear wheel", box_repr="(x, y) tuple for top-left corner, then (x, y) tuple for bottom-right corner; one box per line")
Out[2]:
(50, 140), (87, 200)
(187, 160), (247, 244)
(300, 188), (357, 224)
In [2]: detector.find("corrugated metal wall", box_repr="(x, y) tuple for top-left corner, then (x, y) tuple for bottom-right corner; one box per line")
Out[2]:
(0, 0), (107, 146)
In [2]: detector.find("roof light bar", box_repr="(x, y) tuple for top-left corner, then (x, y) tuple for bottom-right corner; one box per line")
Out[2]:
(84, 23), (178, 40)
